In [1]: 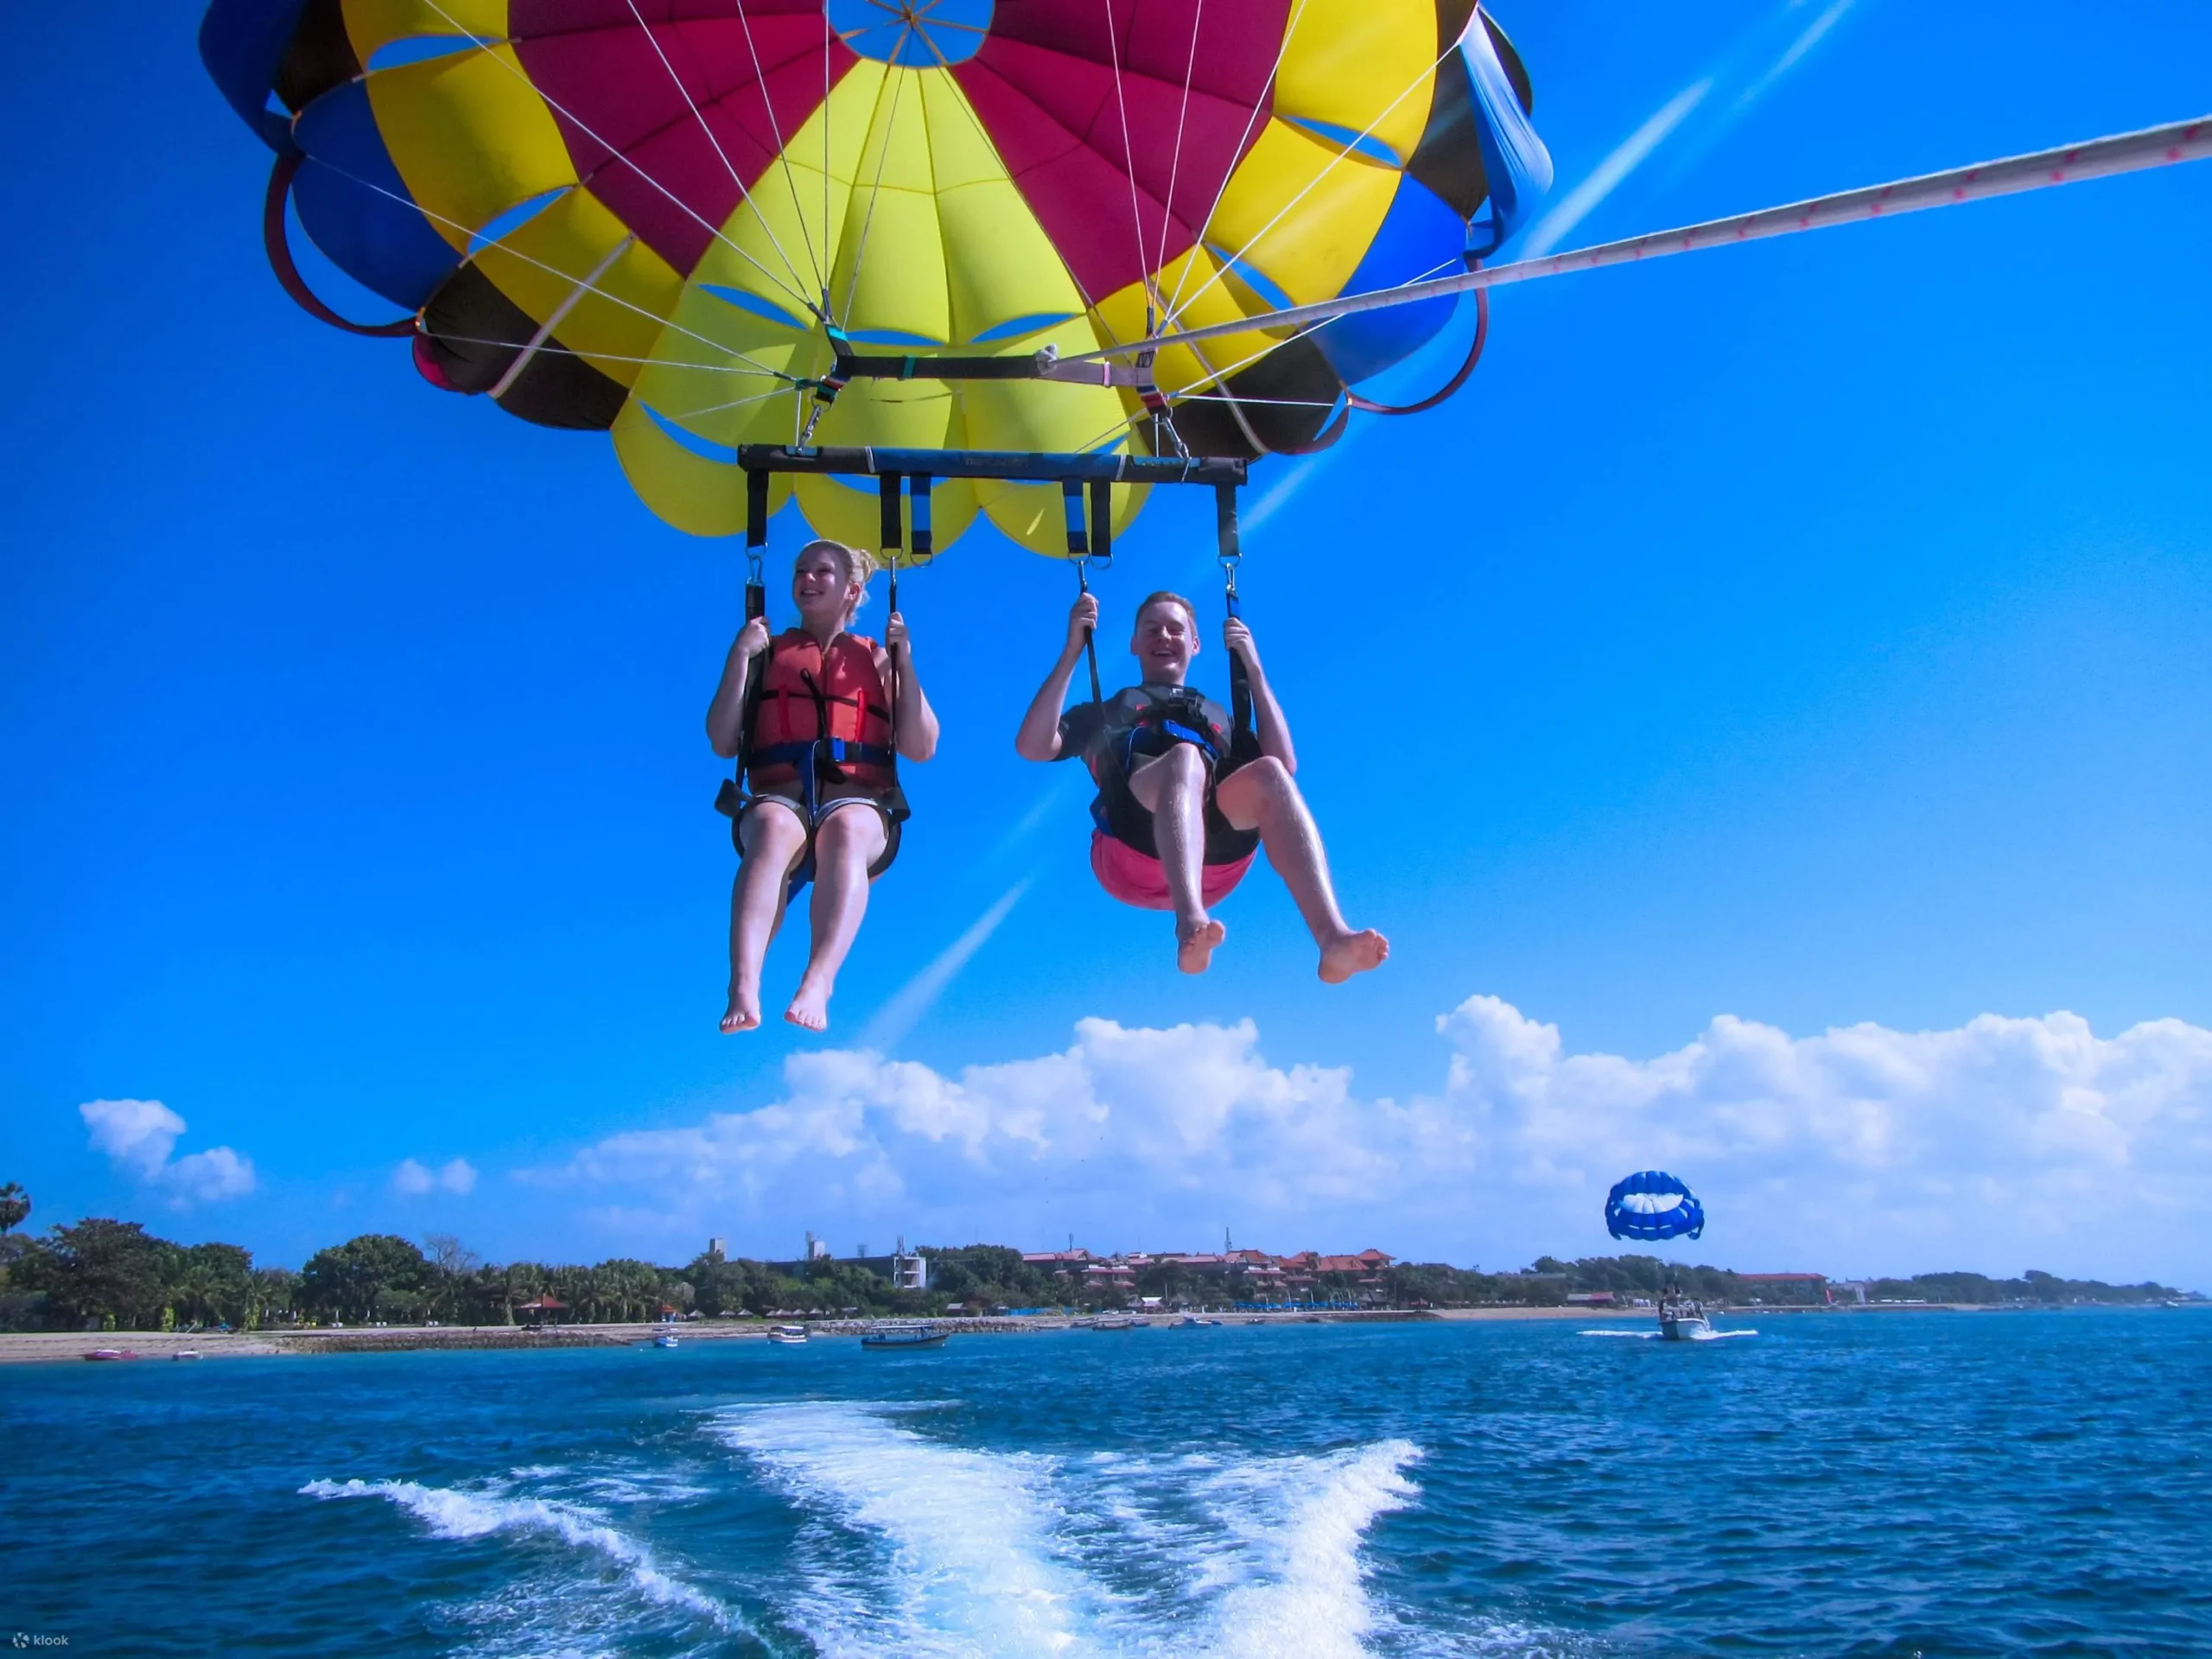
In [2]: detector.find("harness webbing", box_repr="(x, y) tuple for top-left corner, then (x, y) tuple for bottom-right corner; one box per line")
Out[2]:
(1064, 480), (1103, 709)
(1217, 483), (1252, 748)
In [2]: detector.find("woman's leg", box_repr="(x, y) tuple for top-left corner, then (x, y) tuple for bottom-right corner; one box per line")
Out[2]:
(723, 803), (808, 1032)
(785, 803), (890, 1032)
(1215, 758), (1388, 983)
(1128, 744), (1224, 974)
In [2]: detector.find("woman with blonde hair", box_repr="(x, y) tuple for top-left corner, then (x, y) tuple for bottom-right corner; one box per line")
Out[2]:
(706, 538), (938, 1032)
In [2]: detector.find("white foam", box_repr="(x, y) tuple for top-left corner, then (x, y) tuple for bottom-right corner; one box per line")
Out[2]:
(710, 1406), (1526, 1658)
(1174, 1440), (1423, 1659)
(711, 1402), (1094, 1656)
(299, 1477), (733, 1630)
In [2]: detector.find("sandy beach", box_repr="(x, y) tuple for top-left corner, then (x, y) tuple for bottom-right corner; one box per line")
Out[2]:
(0, 1306), (1536, 1364)
(3, 1303), (1973, 1365)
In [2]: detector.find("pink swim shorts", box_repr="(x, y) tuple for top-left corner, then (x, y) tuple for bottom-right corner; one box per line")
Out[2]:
(1090, 831), (1254, 912)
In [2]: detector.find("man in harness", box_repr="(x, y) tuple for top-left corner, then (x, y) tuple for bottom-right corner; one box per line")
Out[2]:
(1015, 590), (1387, 982)
(706, 539), (938, 1033)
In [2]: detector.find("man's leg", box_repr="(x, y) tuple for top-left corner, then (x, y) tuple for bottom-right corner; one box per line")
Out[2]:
(1215, 758), (1388, 983)
(725, 803), (809, 1032)
(785, 802), (890, 1032)
(1128, 744), (1224, 974)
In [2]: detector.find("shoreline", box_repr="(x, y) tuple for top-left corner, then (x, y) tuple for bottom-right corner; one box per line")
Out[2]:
(0, 1300), (2157, 1366)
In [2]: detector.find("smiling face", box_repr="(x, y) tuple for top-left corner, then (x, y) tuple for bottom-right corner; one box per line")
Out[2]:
(1129, 594), (1198, 685)
(791, 542), (864, 629)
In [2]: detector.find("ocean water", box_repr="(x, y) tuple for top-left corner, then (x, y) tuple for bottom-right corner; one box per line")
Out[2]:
(3, 1312), (2207, 1656)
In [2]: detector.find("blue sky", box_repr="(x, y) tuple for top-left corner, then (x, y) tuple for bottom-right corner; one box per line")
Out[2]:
(4, 2), (2209, 1282)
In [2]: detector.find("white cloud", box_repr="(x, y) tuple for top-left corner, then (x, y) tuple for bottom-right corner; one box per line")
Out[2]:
(392, 1159), (434, 1196)
(394, 1157), (478, 1198)
(80, 1098), (256, 1206)
(524, 1000), (2212, 1285)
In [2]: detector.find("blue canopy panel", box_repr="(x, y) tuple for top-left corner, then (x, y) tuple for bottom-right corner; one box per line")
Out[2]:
(1313, 175), (1466, 387)
(1605, 1170), (1707, 1243)
(1461, 9), (1553, 246)
(198, 0), (313, 150)
(290, 80), (462, 310)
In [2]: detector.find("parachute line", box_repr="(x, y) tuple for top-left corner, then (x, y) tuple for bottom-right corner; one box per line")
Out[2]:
(1086, 113), (2212, 364)
(364, 35), (486, 73)
(284, 149), (808, 389)
(836, 35), (915, 330)
(1160, 31), (1465, 335)
(619, 0), (818, 309)
(1155, 0), (1209, 283)
(486, 234), (635, 402)
(1163, 0), (1311, 324)
(413, 0), (826, 320)
(1100, 0), (1152, 324)
(466, 187), (569, 258)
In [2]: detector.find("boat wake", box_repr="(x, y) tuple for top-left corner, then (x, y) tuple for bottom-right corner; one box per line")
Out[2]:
(711, 1402), (1555, 1656)
(299, 1474), (740, 1640)
(712, 1401), (1086, 1656)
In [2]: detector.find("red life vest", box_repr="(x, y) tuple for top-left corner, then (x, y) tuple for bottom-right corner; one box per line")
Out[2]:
(744, 629), (897, 791)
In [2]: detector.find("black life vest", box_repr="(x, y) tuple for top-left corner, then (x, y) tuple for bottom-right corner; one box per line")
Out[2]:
(1084, 683), (1260, 865)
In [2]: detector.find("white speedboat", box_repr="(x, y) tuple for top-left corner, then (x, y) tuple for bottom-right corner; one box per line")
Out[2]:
(766, 1324), (809, 1345)
(652, 1331), (679, 1349)
(1583, 1299), (1757, 1342)
(1657, 1300), (1755, 1341)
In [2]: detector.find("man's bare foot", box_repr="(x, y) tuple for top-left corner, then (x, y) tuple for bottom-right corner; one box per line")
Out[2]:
(784, 982), (831, 1032)
(720, 988), (762, 1033)
(1177, 917), (1226, 976)
(1318, 929), (1389, 984)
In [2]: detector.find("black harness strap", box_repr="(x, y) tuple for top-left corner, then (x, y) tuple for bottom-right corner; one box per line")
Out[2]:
(1065, 479), (1103, 709)
(717, 467), (775, 817)
(1217, 483), (1253, 752)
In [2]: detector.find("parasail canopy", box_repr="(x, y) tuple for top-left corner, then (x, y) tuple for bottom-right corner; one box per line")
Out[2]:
(201, 0), (1550, 556)
(1605, 1170), (1705, 1243)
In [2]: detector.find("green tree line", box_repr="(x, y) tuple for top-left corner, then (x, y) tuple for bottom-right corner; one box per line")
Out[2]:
(0, 1185), (2188, 1332)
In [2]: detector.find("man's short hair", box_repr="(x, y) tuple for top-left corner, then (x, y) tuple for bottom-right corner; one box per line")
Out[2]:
(1134, 590), (1198, 631)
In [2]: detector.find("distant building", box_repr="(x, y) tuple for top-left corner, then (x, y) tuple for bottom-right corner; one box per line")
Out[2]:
(1023, 1249), (1090, 1271)
(892, 1236), (927, 1292)
(708, 1236), (726, 1261)
(805, 1230), (830, 1261)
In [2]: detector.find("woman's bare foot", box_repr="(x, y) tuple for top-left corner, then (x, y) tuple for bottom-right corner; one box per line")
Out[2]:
(1318, 929), (1389, 984)
(720, 988), (762, 1033)
(785, 981), (831, 1032)
(1177, 917), (1226, 975)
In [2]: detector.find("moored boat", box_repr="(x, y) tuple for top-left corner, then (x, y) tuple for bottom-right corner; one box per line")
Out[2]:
(861, 1322), (949, 1351)
(766, 1324), (809, 1345)
(85, 1349), (137, 1361)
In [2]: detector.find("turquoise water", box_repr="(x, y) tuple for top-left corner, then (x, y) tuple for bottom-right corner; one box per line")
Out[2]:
(3, 1312), (2207, 1656)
